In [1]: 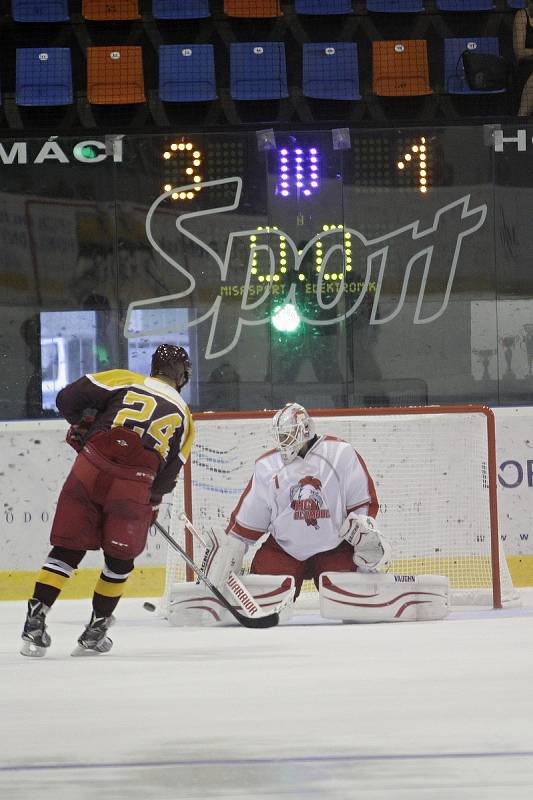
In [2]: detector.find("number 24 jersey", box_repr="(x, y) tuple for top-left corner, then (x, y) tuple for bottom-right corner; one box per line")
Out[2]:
(56, 368), (195, 498)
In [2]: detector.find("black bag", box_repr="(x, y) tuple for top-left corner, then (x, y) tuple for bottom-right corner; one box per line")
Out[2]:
(461, 51), (509, 91)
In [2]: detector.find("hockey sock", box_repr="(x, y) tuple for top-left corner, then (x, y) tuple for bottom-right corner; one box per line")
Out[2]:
(33, 547), (86, 608)
(92, 555), (134, 618)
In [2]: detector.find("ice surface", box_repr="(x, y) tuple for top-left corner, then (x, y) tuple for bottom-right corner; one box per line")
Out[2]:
(1, 596), (532, 799)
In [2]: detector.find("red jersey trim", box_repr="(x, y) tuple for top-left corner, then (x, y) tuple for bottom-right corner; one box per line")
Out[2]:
(256, 448), (279, 463)
(347, 501), (371, 515)
(354, 449), (379, 518)
(228, 520), (264, 541)
(226, 477), (253, 534)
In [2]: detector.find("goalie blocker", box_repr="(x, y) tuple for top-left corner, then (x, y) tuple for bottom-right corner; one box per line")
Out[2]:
(319, 572), (449, 622)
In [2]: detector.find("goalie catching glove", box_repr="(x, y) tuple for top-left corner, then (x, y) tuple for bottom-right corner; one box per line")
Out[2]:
(340, 513), (391, 572)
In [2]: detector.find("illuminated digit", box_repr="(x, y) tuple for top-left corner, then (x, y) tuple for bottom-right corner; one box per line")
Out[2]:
(315, 225), (350, 279)
(396, 137), (429, 193)
(277, 146), (321, 198)
(252, 226), (283, 283)
(162, 141), (203, 201)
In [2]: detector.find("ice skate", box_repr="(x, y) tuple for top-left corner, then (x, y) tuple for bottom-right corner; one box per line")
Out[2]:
(71, 612), (115, 657)
(20, 599), (51, 658)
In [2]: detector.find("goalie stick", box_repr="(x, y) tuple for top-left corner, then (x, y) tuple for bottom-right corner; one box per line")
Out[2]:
(154, 521), (280, 629)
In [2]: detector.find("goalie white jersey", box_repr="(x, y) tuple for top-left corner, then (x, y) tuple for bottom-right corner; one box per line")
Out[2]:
(226, 436), (379, 561)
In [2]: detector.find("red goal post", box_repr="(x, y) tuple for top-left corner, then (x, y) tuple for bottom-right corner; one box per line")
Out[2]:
(164, 404), (517, 610)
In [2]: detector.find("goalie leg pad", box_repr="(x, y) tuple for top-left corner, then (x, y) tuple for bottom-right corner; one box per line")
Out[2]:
(319, 572), (449, 623)
(167, 583), (235, 627)
(167, 575), (295, 627)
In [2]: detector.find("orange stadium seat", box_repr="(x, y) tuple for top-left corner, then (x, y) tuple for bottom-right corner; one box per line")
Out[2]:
(82, 0), (140, 20)
(224, 1), (282, 17)
(87, 46), (145, 104)
(372, 40), (432, 96)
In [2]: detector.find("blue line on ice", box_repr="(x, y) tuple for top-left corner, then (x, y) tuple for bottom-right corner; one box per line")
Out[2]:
(2, 750), (533, 773)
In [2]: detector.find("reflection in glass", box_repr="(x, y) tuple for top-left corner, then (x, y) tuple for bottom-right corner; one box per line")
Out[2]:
(40, 311), (99, 411)
(499, 334), (520, 378)
(3, 127), (533, 417)
(523, 325), (533, 376)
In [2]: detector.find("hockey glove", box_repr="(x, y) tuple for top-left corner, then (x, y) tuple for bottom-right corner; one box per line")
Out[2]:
(149, 495), (163, 527)
(65, 408), (98, 452)
(340, 513), (392, 572)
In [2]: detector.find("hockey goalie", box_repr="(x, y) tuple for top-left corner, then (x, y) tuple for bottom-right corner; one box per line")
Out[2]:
(168, 403), (449, 625)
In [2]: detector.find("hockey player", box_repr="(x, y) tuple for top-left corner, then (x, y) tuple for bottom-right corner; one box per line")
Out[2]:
(20, 344), (195, 657)
(224, 402), (390, 597)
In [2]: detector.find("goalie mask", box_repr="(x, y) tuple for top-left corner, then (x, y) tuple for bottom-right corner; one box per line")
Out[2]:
(272, 403), (315, 464)
(151, 344), (191, 392)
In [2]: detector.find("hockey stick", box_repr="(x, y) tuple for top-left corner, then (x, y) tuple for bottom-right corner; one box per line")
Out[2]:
(154, 521), (279, 629)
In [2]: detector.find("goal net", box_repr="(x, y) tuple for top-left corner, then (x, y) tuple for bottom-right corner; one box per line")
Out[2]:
(161, 405), (518, 613)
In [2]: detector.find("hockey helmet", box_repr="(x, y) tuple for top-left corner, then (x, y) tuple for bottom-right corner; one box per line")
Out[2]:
(151, 344), (191, 391)
(272, 402), (315, 464)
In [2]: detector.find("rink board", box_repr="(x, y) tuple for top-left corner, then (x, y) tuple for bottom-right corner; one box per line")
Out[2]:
(2, 408), (533, 598)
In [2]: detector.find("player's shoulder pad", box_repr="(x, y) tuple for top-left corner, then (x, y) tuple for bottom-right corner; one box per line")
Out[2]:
(255, 447), (279, 465)
(319, 435), (359, 462)
(321, 434), (349, 446)
(319, 435), (353, 455)
(87, 369), (145, 390)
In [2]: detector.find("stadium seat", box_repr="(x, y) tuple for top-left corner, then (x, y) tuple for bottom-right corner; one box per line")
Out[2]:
(230, 43), (288, 100)
(443, 37), (505, 93)
(87, 46), (145, 104)
(506, 0), (525, 6)
(295, 0), (352, 12)
(159, 44), (217, 101)
(11, 1), (69, 21)
(16, 47), (73, 105)
(82, 0), (141, 20)
(435, 0), (494, 9)
(372, 40), (432, 96)
(302, 43), (360, 100)
(366, 0), (424, 11)
(224, 1), (282, 17)
(152, 0), (211, 18)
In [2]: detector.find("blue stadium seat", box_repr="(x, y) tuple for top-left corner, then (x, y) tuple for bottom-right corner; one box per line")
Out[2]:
(230, 43), (288, 100)
(16, 48), (73, 105)
(366, 0), (424, 11)
(11, 1), (69, 21)
(152, 1), (211, 18)
(295, 0), (352, 12)
(443, 37), (505, 93)
(159, 45), (217, 101)
(303, 43), (360, 100)
(506, 0), (526, 7)
(436, 0), (494, 9)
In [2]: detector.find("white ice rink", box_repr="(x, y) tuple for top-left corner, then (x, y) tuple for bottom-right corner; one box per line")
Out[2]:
(1, 597), (533, 800)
